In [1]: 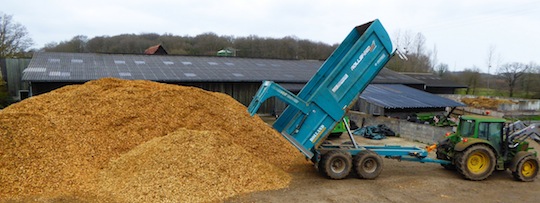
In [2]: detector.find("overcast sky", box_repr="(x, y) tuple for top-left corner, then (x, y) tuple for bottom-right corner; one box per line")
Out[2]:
(3, 0), (539, 73)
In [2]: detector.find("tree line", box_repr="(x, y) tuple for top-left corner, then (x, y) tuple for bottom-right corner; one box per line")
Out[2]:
(42, 33), (338, 60)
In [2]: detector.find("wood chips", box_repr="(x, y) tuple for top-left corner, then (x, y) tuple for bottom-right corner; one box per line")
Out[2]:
(0, 78), (304, 202)
(461, 96), (516, 110)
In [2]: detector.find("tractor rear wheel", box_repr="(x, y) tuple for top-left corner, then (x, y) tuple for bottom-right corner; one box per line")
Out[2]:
(353, 151), (383, 179)
(319, 150), (352, 179)
(455, 145), (496, 181)
(512, 153), (539, 182)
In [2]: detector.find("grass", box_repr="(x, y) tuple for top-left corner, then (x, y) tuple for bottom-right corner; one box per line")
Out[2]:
(455, 88), (538, 99)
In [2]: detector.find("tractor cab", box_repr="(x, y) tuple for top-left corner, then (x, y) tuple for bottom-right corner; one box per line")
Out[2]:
(454, 115), (506, 154)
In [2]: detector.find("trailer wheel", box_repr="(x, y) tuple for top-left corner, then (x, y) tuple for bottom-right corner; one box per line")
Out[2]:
(353, 151), (383, 179)
(455, 145), (496, 181)
(319, 151), (352, 180)
(512, 153), (539, 182)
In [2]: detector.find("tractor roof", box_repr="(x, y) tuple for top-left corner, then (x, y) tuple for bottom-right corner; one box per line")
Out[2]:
(461, 115), (506, 122)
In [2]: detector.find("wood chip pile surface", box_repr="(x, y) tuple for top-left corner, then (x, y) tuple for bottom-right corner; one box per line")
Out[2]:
(0, 78), (303, 202)
(461, 96), (516, 110)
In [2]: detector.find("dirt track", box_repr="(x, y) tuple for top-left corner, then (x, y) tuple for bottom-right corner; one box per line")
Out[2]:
(227, 135), (540, 203)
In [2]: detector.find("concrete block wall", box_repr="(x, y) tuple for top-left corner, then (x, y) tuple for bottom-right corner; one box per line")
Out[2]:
(348, 111), (452, 144)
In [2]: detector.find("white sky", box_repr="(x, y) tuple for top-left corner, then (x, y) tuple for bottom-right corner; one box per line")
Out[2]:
(3, 0), (539, 73)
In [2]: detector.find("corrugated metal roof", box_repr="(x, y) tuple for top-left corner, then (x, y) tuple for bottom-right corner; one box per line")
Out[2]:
(22, 52), (425, 85)
(372, 69), (424, 84)
(401, 72), (467, 88)
(23, 52), (323, 83)
(360, 84), (465, 108)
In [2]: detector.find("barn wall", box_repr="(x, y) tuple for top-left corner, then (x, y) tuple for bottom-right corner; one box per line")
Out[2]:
(29, 81), (277, 114)
(1, 58), (31, 99)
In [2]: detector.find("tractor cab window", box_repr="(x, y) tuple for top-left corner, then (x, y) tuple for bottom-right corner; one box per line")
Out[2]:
(479, 122), (504, 153)
(459, 119), (475, 137)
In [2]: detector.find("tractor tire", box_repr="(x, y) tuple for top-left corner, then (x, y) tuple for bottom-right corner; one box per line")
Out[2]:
(512, 153), (539, 182)
(318, 150), (352, 180)
(436, 138), (455, 170)
(353, 151), (383, 179)
(455, 145), (496, 181)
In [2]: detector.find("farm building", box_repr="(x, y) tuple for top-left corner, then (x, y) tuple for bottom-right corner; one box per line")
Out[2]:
(20, 52), (464, 115)
(401, 72), (467, 94)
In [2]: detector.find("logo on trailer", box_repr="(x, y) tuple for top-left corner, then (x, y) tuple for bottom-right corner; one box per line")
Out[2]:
(350, 40), (377, 71)
(309, 124), (326, 143)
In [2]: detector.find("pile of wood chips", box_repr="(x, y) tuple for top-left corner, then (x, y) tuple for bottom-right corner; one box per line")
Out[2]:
(0, 78), (305, 202)
(461, 96), (516, 110)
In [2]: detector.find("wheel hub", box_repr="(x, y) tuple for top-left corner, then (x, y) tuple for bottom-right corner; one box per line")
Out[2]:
(467, 152), (488, 174)
(331, 159), (346, 173)
(522, 160), (537, 177)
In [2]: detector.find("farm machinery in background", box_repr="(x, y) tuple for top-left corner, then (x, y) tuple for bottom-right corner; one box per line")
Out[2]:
(435, 115), (540, 181)
(247, 19), (539, 181)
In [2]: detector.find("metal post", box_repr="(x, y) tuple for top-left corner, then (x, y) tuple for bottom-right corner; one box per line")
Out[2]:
(343, 117), (359, 148)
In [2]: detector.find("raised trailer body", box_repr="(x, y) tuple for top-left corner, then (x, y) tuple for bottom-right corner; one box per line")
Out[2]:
(248, 20), (448, 179)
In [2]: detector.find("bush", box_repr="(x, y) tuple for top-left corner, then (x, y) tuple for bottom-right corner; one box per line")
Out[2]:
(0, 83), (13, 109)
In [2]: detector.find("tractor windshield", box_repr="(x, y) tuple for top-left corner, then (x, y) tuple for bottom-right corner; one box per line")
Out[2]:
(459, 118), (475, 137)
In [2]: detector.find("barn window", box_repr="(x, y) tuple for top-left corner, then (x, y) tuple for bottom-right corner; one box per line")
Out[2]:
(49, 71), (71, 77)
(119, 72), (132, 77)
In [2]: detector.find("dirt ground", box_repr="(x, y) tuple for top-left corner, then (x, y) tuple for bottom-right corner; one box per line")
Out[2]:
(227, 126), (540, 203)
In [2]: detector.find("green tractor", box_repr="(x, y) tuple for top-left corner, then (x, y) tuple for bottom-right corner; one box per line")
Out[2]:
(436, 115), (540, 181)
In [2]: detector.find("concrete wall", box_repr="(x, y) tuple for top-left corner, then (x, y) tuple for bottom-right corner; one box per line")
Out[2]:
(348, 111), (452, 144)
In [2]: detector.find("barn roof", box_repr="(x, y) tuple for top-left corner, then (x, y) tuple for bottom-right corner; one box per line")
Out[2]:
(22, 52), (422, 85)
(360, 84), (465, 109)
(401, 72), (467, 88)
(23, 52), (323, 83)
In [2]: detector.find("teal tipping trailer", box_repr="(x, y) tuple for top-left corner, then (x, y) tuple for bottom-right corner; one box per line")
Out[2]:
(248, 19), (449, 179)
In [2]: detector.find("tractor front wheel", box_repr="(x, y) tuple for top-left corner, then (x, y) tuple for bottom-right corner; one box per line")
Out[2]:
(319, 150), (352, 179)
(455, 145), (496, 181)
(512, 153), (539, 182)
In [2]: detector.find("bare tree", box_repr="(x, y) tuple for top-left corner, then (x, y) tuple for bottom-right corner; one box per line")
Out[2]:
(387, 30), (432, 72)
(434, 63), (449, 77)
(497, 62), (531, 97)
(486, 45), (496, 88)
(462, 66), (481, 94)
(0, 12), (33, 57)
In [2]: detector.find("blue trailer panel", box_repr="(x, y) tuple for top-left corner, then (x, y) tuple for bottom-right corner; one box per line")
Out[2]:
(249, 19), (393, 159)
(248, 20), (449, 180)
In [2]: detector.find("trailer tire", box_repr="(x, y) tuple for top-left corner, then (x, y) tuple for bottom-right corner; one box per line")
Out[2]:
(455, 145), (496, 181)
(319, 151), (352, 180)
(354, 151), (383, 179)
(512, 153), (539, 182)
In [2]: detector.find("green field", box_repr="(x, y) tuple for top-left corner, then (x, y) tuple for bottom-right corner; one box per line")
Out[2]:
(456, 88), (538, 99)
